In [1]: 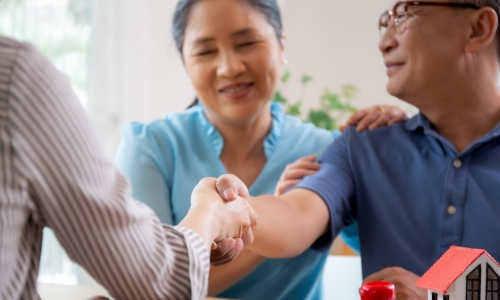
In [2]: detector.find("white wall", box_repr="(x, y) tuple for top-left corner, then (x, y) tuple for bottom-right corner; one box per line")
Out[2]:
(280, 0), (413, 113)
(89, 0), (414, 156)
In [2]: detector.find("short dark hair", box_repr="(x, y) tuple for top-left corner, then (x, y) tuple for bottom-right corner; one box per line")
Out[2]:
(172, 0), (283, 55)
(455, 0), (500, 59)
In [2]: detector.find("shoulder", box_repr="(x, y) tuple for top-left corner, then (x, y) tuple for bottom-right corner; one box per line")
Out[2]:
(0, 36), (54, 75)
(282, 114), (336, 140)
(120, 106), (202, 143)
(341, 121), (412, 144)
(323, 121), (414, 161)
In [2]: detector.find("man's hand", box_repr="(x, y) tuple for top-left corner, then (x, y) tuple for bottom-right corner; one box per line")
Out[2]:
(363, 267), (427, 300)
(340, 104), (409, 132)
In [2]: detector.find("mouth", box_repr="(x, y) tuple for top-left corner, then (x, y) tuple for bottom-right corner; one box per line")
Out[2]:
(219, 82), (254, 99)
(385, 61), (405, 76)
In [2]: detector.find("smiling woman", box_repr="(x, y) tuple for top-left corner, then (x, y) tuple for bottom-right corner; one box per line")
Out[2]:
(114, 0), (407, 300)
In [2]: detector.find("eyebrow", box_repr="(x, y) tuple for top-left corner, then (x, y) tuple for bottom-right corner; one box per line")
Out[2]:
(192, 28), (259, 45)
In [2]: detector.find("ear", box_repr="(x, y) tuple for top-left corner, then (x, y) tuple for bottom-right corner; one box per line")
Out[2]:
(465, 7), (498, 54)
(279, 32), (287, 54)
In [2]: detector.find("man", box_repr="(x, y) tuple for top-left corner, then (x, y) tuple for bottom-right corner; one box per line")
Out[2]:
(205, 0), (500, 298)
(0, 36), (257, 300)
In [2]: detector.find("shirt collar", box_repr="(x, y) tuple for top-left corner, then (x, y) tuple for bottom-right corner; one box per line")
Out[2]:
(196, 102), (285, 159)
(405, 111), (500, 154)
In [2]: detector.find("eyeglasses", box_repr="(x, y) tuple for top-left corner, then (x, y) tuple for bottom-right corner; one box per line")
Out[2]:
(379, 1), (481, 36)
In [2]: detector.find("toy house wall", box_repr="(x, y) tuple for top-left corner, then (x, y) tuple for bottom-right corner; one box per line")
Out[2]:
(454, 254), (500, 300)
(428, 283), (456, 300)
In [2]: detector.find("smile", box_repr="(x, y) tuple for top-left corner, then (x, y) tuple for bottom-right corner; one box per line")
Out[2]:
(220, 83), (253, 94)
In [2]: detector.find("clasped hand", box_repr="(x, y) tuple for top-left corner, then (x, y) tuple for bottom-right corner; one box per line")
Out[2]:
(191, 177), (257, 265)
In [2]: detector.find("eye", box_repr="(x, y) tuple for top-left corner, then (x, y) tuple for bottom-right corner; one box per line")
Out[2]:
(238, 41), (258, 48)
(196, 49), (216, 56)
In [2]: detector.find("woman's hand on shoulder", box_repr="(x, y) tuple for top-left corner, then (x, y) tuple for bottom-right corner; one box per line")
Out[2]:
(274, 155), (322, 196)
(340, 104), (409, 132)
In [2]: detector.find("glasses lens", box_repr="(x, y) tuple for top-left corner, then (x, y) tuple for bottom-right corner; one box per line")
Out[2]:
(379, 12), (390, 35)
(394, 2), (408, 33)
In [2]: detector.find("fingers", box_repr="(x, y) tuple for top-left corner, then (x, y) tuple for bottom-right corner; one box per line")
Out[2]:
(363, 267), (427, 300)
(342, 104), (409, 132)
(344, 109), (369, 127)
(362, 268), (387, 284)
(274, 179), (301, 196)
(210, 238), (244, 266)
(216, 174), (250, 202)
(281, 155), (321, 180)
(356, 106), (385, 132)
(275, 155), (322, 196)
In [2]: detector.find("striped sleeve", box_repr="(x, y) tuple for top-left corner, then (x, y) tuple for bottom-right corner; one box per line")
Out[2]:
(2, 38), (209, 299)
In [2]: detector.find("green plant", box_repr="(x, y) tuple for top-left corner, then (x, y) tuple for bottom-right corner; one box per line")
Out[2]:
(274, 70), (359, 130)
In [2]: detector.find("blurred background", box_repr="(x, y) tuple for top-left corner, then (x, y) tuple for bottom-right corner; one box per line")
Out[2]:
(0, 0), (410, 297)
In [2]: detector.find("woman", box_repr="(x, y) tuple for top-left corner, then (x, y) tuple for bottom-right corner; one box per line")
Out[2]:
(115, 0), (406, 299)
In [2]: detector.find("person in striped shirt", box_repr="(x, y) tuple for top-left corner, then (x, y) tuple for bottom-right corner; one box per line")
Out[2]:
(0, 35), (257, 300)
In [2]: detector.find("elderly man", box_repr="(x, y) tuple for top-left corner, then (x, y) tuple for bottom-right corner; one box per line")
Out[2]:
(0, 36), (257, 300)
(204, 0), (500, 298)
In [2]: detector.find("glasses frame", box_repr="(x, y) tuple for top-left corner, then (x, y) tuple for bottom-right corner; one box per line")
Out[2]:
(379, 1), (481, 35)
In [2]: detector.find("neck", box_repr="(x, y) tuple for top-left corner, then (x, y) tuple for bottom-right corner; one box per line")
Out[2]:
(418, 83), (500, 153)
(207, 106), (272, 163)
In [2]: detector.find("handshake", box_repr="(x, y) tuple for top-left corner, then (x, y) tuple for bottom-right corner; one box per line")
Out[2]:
(179, 174), (257, 265)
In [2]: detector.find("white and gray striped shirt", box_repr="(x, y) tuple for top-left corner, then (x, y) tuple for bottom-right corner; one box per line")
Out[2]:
(0, 36), (209, 300)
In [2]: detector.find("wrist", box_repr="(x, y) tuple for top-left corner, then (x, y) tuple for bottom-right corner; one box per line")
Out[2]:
(190, 200), (223, 241)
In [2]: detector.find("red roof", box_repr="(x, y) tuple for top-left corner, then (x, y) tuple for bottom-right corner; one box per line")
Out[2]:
(415, 246), (500, 293)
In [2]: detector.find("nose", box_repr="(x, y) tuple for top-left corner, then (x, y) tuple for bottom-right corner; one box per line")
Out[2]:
(378, 27), (398, 56)
(217, 52), (245, 79)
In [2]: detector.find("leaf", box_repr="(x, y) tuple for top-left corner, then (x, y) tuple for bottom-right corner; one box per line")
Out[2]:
(273, 90), (287, 104)
(307, 110), (335, 130)
(281, 70), (291, 84)
(342, 84), (359, 100)
(287, 102), (302, 117)
(300, 74), (313, 85)
(321, 90), (346, 110)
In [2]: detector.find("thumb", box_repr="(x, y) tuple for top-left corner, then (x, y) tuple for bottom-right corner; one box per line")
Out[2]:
(216, 174), (250, 201)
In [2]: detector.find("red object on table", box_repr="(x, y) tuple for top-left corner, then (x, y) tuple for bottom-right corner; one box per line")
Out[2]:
(359, 281), (395, 300)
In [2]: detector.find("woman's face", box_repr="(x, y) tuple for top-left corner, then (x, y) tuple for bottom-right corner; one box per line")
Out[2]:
(182, 0), (285, 126)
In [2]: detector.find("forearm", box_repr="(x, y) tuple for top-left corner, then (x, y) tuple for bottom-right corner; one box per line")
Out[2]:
(208, 249), (265, 296)
(246, 190), (330, 258)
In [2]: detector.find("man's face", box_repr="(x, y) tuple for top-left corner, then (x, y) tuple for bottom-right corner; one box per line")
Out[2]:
(378, 0), (471, 106)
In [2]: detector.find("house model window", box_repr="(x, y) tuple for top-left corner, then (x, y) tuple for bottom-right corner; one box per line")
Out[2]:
(466, 265), (481, 300)
(487, 263), (499, 300)
(415, 246), (500, 300)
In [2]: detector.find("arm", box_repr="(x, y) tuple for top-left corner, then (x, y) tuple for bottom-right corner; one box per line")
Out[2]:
(215, 133), (356, 258)
(208, 249), (265, 296)
(216, 175), (330, 258)
(11, 43), (255, 300)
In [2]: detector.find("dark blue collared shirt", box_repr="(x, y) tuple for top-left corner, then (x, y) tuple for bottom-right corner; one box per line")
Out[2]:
(296, 113), (500, 278)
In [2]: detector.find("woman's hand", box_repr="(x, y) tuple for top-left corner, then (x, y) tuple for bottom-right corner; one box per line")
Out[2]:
(274, 155), (321, 196)
(340, 104), (409, 132)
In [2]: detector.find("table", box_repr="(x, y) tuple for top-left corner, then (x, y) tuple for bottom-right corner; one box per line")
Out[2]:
(38, 283), (230, 300)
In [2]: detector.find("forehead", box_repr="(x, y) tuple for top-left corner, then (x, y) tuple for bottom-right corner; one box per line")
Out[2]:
(184, 0), (273, 42)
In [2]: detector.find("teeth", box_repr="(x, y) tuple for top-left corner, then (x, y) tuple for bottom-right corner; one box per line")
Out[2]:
(224, 85), (249, 93)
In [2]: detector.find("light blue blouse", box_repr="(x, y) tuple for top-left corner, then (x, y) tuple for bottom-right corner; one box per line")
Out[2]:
(115, 102), (359, 300)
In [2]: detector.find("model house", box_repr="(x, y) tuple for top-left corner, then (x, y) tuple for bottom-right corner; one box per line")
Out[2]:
(416, 246), (500, 300)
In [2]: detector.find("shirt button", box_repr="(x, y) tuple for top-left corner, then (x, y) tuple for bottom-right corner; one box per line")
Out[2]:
(447, 205), (457, 215)
(453, 159), (462, 168)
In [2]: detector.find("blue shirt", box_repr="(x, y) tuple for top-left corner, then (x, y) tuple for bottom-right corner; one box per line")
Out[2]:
(115, 102), (358, 300)
(296, 113), (500, 279)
